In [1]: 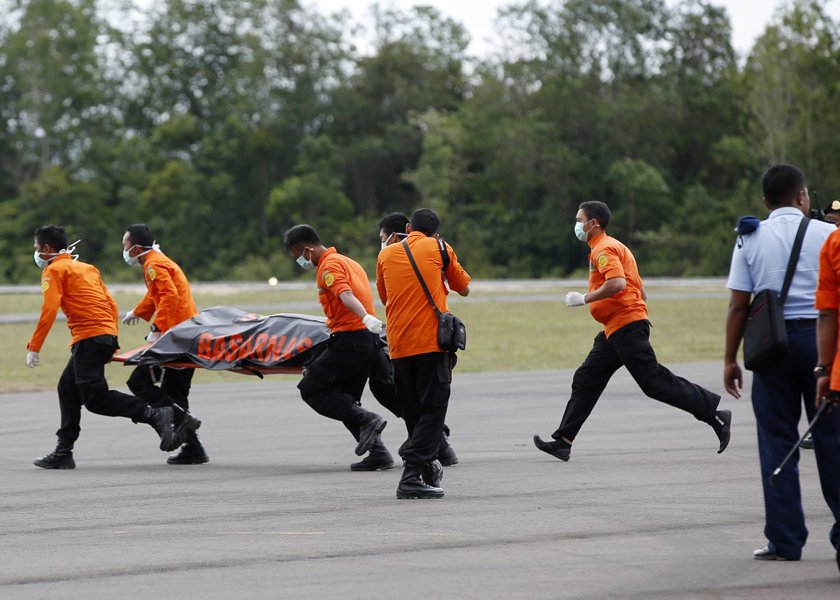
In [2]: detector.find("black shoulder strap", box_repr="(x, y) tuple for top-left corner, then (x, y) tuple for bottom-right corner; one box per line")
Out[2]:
(779, 217), (810, 305)
(437, 237), (450, 270)
(402, 239), (442, 316)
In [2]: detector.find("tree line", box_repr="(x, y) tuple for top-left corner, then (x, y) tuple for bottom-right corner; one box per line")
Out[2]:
(2, 0), (838, 283)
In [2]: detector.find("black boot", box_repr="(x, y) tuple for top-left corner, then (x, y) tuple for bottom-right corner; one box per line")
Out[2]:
(421, 459), (443, 488)
(351, 435), (394, 471)
(355, 413), (387, 456)
(438, 426), (459, 466)
(167, 432), (209, 465)
(143, 405), (177, 451)
(396, 465), (444, 499)
(34, 442), (75, 470)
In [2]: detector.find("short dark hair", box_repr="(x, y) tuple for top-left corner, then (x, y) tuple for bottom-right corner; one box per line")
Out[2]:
(126, 223), (154, 247)
(283, 224), (321, 251)
(410, 208), (440, 236)
(34, 225), (68, 251)
(379, 212), (409, 236)
(762, 164), (806, 208)
(579, 201), (611, 230)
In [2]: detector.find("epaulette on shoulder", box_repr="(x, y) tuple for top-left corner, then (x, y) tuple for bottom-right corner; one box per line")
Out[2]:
(734, 216), (760, 249)
(734, 216), (760, 235)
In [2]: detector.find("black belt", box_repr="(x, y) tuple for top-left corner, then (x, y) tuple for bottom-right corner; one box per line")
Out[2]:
(785, 319), (817, 329)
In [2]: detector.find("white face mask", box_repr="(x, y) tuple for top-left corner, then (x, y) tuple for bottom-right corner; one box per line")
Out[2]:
(380, 232), (407, 250)
(123, 242), (159, 267)
(34, 239), (81, 268)
(296, 248), (315, 271)
(33, 250), (52, 269)
(574, 220), (593, 242)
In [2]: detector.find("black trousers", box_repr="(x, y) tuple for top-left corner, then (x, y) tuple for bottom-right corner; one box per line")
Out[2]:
(56, 335), (149, 446)
(367, 343), (403, 419)
(554, 320), (720, 442)
(297, 329), (379, 440)
(393, 352), (454, 470)
(127, 365), (194, 424)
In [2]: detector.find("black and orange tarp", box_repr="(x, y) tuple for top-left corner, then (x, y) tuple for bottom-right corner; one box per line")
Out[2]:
(113, 306), (331, 376)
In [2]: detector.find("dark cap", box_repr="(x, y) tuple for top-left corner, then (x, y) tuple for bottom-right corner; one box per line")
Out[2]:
(825, 200), (840, 214)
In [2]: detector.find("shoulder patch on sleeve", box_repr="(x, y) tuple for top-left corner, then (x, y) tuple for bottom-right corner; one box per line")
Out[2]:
(146, 266), (156, 281)
(323, 271), (335, 287)
(597, 253), (609, 269)
(41, 280), (50, 293)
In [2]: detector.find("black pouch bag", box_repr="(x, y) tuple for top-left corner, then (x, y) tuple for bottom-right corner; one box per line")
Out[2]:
(743, 290), (787, 371)
(742, 217), (809, 371)
(437, 311), (467, 352)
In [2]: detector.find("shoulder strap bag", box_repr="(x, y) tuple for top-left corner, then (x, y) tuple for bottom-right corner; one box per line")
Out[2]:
(401, 239), (466, 352)
(742, 217), (810, 371)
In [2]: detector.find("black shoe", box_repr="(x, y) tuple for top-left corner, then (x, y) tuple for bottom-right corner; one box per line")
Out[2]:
(438, 429), (459, 466)
(422, 459), (443, 488)
(355, 414), (387, 456)
(167, 433), (209, 465)
(398, 437), (409, 459)
(713, 410), (732, 454)
(396, 475), (444, 499)
(753, 545), (796, 561)
(351, 436), (394, 471)
(799, 434), (814, 450)
(533, 435), (571, 461)
(33, 448), (75, 469)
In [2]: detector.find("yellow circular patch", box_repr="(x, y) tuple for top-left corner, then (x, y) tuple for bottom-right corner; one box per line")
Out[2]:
(597, 254), (609, 269)
(324, 273), (335, 287)
(41, 280), (50, 292)
(147, 267), (156, 281)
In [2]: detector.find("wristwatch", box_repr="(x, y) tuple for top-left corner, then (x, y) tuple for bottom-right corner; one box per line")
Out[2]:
(814, 364), (831, 378)
(150, 323), (159, 333)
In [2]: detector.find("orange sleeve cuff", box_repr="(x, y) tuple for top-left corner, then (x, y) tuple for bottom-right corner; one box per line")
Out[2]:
(815, 289), (837, 310)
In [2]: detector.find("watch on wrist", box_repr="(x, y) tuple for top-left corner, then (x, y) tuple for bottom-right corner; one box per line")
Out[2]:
(150, 323), (159, 333)
(814, 364), (831, 378)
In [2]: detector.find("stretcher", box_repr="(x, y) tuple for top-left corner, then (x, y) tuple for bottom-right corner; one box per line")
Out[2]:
(113, 306), (331, 377)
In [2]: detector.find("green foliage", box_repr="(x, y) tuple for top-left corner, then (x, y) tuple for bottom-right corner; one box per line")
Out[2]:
(1, 0), (839, 282)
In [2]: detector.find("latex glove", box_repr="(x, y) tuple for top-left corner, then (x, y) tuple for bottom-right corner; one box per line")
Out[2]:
(565, 291), (587, 307)
(145, 331), (161, 343)
(26, 351), (40, 368)
(123, 310), (139, 326)
(362, 314), (383, 334)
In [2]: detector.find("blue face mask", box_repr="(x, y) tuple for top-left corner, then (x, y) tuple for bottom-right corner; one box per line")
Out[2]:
(296, 249), (315, 271)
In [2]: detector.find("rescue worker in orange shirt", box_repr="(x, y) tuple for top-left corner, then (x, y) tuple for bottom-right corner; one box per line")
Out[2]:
(283, 224), (391, 469)
(377, 208), (471, 499)
(534, 201), (731, 461)
(26, 225), (198, 469)
(811, 223), (840, 573)
(120, 223), (208, 465)
(372, 212), (459, 467)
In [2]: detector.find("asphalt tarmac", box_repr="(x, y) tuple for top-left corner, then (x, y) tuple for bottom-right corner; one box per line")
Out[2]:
(2, 363), (838, 599)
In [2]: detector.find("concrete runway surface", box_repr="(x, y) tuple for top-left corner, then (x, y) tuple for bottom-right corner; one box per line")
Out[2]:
(1, 363), (838, 599)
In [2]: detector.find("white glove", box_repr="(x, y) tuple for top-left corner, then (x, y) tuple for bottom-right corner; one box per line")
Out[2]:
(145, 331), (161, 343)
(123, 310), (139, 326)
(565, 291), (587, 307)
(26, 351), (40, 368)
(362, 314), (383, 334)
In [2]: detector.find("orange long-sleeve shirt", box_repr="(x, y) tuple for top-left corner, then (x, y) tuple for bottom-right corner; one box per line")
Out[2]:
(376, 232), (471, 359)
(132, 250), (197, 333)
(27, 254), (118, 352)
